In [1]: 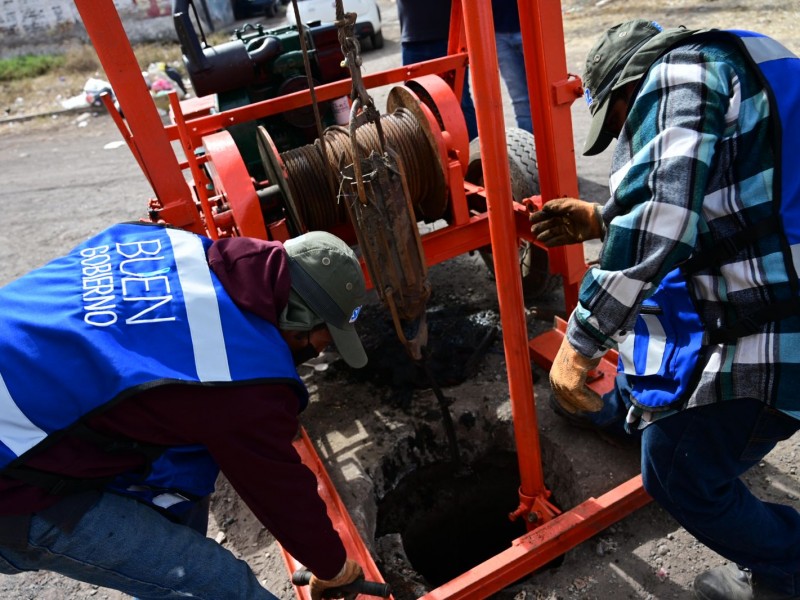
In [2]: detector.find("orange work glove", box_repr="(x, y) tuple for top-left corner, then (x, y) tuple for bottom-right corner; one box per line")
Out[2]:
(529, 198), (604, 246)
(549, 337), (604, 414)
(308, 559), (363, 600)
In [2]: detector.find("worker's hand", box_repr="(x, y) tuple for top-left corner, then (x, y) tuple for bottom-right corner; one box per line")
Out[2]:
(549, 338), (604, 414)
(308, 559), (363, 600)
(529, 198), (604, 246)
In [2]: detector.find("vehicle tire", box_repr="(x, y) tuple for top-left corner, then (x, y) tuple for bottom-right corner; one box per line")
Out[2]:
(371, 30), (384, 50)
(264, 2), (276, 18)
(465, 127), (556, 301)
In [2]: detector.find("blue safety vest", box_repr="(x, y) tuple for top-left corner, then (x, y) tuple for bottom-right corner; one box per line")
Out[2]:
(618, 30), (800, 411)
(0, 223), (307, 513)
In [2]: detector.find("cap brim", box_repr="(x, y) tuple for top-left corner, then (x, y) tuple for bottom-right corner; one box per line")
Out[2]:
(327, 322), (368, 369)
(582, 95), (615, 156)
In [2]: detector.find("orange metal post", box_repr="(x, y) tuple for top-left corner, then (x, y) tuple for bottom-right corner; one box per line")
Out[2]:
(459, 0), (549, 507)
(517, 0), (587, 313)
(445, 1), (468, 104)
(74, 0), (202, 233)
(282, 428), (391, 600)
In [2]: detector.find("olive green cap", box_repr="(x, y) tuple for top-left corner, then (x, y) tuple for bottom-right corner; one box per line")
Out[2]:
(582, 19), (698, 156)
(283, 231), (368, 368)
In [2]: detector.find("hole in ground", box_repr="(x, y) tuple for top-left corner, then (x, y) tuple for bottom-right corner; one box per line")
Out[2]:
(376, 451), (564, 593)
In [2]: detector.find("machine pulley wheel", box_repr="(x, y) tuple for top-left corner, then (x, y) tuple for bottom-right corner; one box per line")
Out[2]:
(256, 125), (307, 236)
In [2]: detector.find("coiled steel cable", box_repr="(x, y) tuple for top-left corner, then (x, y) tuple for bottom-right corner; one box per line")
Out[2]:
(278, 107), (444, 231)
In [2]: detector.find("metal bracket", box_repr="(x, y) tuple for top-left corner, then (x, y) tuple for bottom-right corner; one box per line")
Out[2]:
(551, 73), (584, 106)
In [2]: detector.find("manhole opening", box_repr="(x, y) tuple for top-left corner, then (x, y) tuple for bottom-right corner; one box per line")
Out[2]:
(376, 451), (550, 590)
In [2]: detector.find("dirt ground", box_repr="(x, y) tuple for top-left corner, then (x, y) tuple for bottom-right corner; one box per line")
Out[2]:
(1, 1), (799, 599)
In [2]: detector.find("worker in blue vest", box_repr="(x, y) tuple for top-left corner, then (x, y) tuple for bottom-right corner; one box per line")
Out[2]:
(0, 223), (366, 599)
(530, 20), (800, 600)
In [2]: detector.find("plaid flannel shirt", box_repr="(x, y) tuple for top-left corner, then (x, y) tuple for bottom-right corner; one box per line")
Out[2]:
(567, 38), (800, 414)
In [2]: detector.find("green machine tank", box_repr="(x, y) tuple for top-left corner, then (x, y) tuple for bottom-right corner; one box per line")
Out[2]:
(174, 0), (348, 180)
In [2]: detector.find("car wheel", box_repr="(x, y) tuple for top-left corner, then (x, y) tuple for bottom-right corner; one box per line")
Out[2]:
(371, 30), (384, 50)
(465, 127), (555, 301)
(264, 2), (276, 18)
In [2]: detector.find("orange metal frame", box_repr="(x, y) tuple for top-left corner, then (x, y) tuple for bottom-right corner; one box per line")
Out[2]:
(73, 0), (650, 597)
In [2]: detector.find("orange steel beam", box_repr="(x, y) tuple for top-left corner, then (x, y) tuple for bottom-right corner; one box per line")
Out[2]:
(282, 428), (392, 600)
(74, 0), (202, 233)
(164, 55), (469, 142)
(461, 0), (549, 507)
(445, 1), (468, 104)
(420, 476), (651, 600)
(517, 0), (587, 314)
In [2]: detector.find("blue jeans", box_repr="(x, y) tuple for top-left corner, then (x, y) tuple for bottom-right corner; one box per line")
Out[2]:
(594, 385), (800, 595)
(495, 31), (532, 133)
(0, 493), (278, 600)
(641, 398), (800, 595)
(401, 40), (479, 140)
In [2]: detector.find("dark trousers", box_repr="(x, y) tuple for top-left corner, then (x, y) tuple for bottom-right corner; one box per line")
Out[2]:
(401, 40), (479, 140)
(640, 397), (800, 594)
(596, 382), (800, 593)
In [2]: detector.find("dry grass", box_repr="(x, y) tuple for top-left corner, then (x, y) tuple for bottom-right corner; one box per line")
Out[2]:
(0, 41), (188, 120)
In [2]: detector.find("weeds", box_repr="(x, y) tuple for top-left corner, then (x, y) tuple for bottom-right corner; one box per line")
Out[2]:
(0, 40), (191, 85)
(0, 55), (65, 82)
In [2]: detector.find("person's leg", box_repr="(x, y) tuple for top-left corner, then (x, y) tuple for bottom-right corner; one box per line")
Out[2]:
(400, 40), (448, 68)
(495, 31), (532, 133)
(401, 41), (478, 140)
(0, 492), (278, 600)
(641, 398), (800, 596)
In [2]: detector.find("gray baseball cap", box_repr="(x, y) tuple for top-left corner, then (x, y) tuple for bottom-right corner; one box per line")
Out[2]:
(582, 19), (698, 156)
(282, 231), (368, 368)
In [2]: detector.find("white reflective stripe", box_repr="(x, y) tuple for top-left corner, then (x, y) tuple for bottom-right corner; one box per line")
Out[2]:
(616, 314), (667, 376)
(640, 314), (667, 376)
(618, 335), (636, 374)
(0, 370), (47, 456)
(741, 36), (796, 65)
(166, 229), (232, 381)
(151, 493), (190, 510)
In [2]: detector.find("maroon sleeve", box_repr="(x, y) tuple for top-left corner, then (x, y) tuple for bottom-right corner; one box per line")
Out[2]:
(89, 383), (347, 579)
(207, 237), (291, 326)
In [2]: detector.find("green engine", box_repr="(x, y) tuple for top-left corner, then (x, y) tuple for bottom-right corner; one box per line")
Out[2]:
(174, 0), (348, 179)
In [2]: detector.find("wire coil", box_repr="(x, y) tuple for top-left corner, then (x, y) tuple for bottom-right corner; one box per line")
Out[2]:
(278, 107), (445, 231)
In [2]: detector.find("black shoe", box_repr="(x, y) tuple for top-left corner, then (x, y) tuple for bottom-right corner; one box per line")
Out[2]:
(694, 564), (799, 600)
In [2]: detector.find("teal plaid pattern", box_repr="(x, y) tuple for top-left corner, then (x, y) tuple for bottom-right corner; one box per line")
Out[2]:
(567, 39), (800, 413)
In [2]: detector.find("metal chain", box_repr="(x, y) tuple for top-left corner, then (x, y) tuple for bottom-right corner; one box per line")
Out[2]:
(289, 0), (337, 207)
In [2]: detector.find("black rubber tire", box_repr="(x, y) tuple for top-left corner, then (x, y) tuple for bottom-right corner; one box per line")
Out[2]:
(465, 127), (555, 301)
(371, 30), (384, 50)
